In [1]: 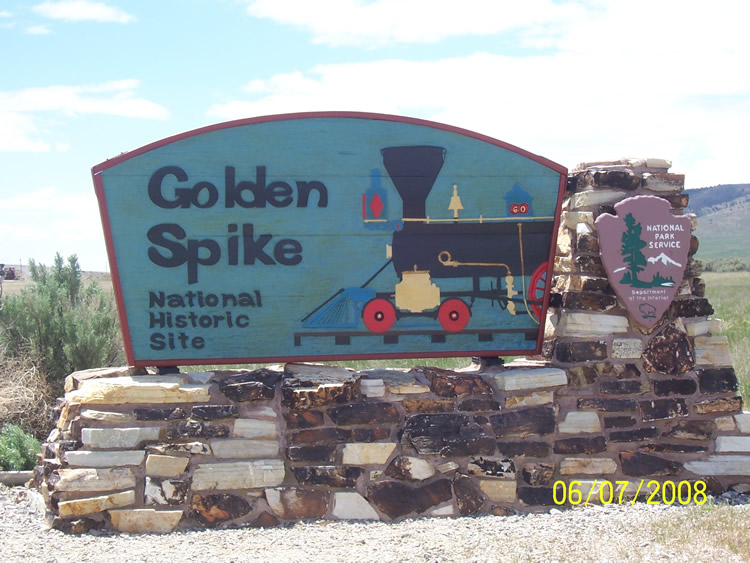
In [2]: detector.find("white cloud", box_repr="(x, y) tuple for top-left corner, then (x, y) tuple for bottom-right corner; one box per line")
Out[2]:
(0, 10), (12, 17)
(246, 0), (582, 47)
(26, 24), (52, 34)
(32, 1), (135, 23)
(0, 80), (169, 152)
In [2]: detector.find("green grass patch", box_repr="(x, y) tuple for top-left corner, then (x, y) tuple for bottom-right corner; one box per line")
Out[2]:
(703, 272), (750, 400)
(0, 424), (40, 471)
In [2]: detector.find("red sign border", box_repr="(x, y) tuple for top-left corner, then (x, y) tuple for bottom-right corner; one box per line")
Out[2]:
(92, 111), (567, 367)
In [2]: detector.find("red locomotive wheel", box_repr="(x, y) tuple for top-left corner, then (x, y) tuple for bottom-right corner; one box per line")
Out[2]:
(362, 298), (396, 333)
(528, 262), (548, 321)
(438, 298), (471, 332)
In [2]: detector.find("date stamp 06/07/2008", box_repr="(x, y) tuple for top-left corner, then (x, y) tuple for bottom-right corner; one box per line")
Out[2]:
(552, 480), (708, 506)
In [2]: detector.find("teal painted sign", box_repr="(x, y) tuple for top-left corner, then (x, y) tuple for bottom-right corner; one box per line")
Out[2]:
(93, 112), (567, 366)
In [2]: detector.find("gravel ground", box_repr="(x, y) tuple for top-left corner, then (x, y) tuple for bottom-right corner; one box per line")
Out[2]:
(1, 484), (748, 562)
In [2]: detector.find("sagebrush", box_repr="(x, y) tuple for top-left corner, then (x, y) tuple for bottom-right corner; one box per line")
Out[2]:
(0, 354), (55, 439)
(0, 423), (40, 471)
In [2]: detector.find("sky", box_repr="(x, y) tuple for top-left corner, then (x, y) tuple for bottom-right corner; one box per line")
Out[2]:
(1, 0), (749, 271)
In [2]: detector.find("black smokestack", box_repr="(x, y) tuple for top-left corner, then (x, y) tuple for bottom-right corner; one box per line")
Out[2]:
(381, 146), (446, 219)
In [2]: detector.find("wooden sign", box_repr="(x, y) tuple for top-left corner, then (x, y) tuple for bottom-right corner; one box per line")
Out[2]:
(93, 112), (567, 366)
(596, 195), (692, 329)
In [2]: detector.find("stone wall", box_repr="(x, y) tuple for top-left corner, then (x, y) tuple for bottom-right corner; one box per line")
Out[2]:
(37, 158), (749, 533)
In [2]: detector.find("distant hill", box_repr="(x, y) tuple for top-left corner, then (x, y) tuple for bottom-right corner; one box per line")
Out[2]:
(687, 184), (750, 261)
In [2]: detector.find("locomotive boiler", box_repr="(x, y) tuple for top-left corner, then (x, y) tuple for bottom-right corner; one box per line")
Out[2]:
(302, 145), (554, 335)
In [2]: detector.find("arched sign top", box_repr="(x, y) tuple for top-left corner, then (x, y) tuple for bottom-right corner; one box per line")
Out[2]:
(93, 113), (567, 366)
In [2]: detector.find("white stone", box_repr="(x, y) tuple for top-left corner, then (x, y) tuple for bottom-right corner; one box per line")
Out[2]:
(685, 456), (750, 476)
(147, 442), (211, 455)
(80, 409), (132, 423)
(571, 190), (626, 209)
(68, 376), (211, 405)
(430, 505), (455, 516)
(233, 418), (278, 439)
(81, 427), (161, 449)
(192, 459), (285, 490)
(332, 492), (380, 520)
(735, 413), (750, 433)
(643, 173), (683, 193)
(611, 338), (643, 359)
(393, 456), (435, 480)
(145, 454), (189, 477)
(563, 211), (595, 229)
(211, 439), (279, 458)
(54, 468), (136, 492)
(144, 477), (187, 506)
(505, 391), (554, 409)
(556, 312), (629, 337)
(684, 319), (723, 336)
(64, 450), (145, 467)
(553, 256), (574, 274)
(493, 368), (567, 391)
(109, 508), (183, 533)
(716, 416), (736, 432)
(694, 336), (733, 366)
(559, 457), (617, 475)
(437, 461), (459, 473)
(716, 437), (750, 452)
(478, 479), (516, 503)
(58, 489), (135, 518)
(184, 371), (214, 384)
(360, 379), (386, 397)
(360, 369), (429, 394)
(245, 406), (279, 419)
(557, 228), (572, 255)
(558, 411), (601, 434)
(342, 443), (397, 465)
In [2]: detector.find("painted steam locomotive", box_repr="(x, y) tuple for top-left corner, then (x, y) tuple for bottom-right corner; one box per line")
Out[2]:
(302, 145), (554, 335)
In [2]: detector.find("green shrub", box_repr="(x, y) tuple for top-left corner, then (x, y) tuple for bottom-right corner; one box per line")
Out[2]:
(0, 253), (124, 385)
(0, 423), (40, 471)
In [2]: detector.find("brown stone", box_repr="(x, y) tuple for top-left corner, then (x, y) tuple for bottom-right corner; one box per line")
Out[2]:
(191, 405), (239, 420)
(327, 402), (400, 425)
(555, 340), (608, 363)
(600, 380), (646, 394)
(553, 436), (607, 455)
(288, 427), (351, 445)
(592, 169), (641, 190)
(217, 369), (282, 402)
(697, 368), (738, 394)
(402, 398), (455, 414)
(691, 277), (706, 297)
(144, 476), (190, 506)
(286, 445), (335, 463)
(639, 443), (707, 454)
(385, 456), (436, 481)
(619, 451), (682, 477)
(489, 406), (556, 438)
(415, 367), (493, 397)
(577, 398), (637, 412)
(284, 410), (324, 429)
(642, 322), (695, 375)
(694, 396), (743, 415)
(191, 493), (251, 527)
(576, 232), (600, 254)
(50, 517), (105, 534)
(248, 511), (281, 528)
(689, 235), (699, 256)
(497, 441), (550, 458)
(367, 479), (452, 519)
(134, 407), (187, 421)
(667, 298), (713, 319)
(453, 475), (485, 516)
(293, 466), (362, 488)
(281, 364), (360, 410)
(575, 255), (606, 276)
(652, 378), (698, 396)
(613, 364), (641, 379)
(166, 420), (230, 439)
(265, 487), (330, 520)
(459, 398), (500, 411)
(639, 398), (688, 421)
(518, 487), (556, 506)
(567, 365), (598, 387)
(603, 416), (637, 429)
(608, 427), (659, 442)
(685, 259), (703, 278)
(662, 420), (716, 440)
(403, 414), (495, 456)
(522, 463), (555, 486)
(352, 427), (392, 442)
(561, 291), (616, 312)
(467, 457), (515, 478)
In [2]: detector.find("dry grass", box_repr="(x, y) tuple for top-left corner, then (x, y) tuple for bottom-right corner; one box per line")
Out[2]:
(0, 353), (56, 439)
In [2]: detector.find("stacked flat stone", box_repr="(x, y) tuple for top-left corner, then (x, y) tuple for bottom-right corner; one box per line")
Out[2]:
(37, 158), (749, 533)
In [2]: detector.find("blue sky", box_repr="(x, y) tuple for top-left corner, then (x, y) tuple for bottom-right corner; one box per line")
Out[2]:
(1, 0), (748, 270)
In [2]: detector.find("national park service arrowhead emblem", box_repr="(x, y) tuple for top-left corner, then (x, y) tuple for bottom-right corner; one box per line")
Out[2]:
(595, 195), (692, 329)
